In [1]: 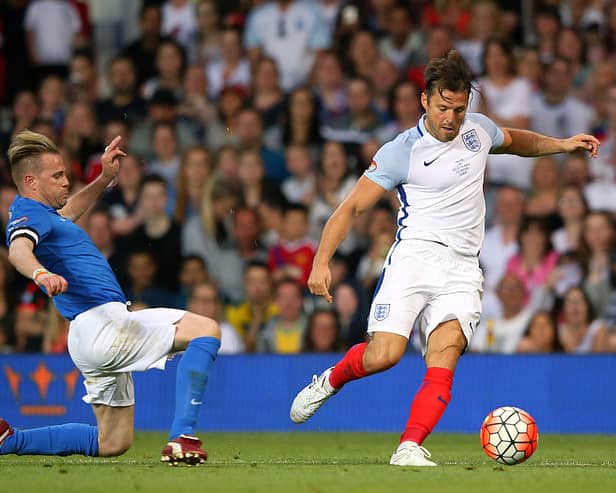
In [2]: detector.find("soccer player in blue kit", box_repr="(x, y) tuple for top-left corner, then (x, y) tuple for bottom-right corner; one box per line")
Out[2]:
(0, 131), (220, 465)
(290, 51), (600, 466)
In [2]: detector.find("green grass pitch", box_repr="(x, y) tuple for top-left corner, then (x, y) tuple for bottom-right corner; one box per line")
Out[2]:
(2, 432), (616, 493)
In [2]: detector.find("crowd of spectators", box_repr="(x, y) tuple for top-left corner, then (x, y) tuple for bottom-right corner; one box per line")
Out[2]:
(1, 0), (616, 355)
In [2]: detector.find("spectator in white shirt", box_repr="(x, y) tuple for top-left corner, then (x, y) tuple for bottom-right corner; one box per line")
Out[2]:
(469, 37), (534, 189)
(24, 0), (82, 79)
(531, 57), (595, 149)
(206, 28), (251, 99)
(378, 3), (423, 70)
(472, 273), (540, 354)
(282, 144), (316, 206)
(162, 0), (197, 50)
(244, 0), (330, 90)
(590, 83), (616, 182)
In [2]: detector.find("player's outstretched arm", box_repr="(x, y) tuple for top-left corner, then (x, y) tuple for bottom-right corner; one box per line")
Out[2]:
(8, 237), (68, 296)
(494, 128), (599, 158)
(58, 136), (126, 221)
(309, 176), (387, 303)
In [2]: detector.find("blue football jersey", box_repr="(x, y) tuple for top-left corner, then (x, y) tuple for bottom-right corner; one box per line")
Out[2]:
(6, 196), (126, 320)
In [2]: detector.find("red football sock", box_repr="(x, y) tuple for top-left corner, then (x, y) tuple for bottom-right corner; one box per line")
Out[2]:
(328, 342), (369, 389)
(400, 367), (454, 445)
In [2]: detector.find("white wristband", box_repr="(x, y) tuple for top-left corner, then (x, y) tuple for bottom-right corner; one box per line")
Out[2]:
(32, 268), (50, 285)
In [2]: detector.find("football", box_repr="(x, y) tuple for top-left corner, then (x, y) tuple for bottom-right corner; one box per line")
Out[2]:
(480, 406), (539, 465)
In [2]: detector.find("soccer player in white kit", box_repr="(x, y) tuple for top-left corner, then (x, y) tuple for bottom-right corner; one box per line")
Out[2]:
(289, 51), (599, 466)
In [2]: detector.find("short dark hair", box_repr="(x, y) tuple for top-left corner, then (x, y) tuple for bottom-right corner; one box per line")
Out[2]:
(283, 202), (309, 217)
(274, 276), (303, 296)
(139, 173), (168, 193)
(244, 259), (269, 275)
(152, 120), (176, 137)
(149, 88), (177, 107)
(424, 50), (473, 100)
(260, 191), (288, 211)
(534, 3), (561, 24)
(88, 203), (112, 220)
(181, 255), (207, 269)
(140, 3), (161, 19)
(108, 55), (135, 74)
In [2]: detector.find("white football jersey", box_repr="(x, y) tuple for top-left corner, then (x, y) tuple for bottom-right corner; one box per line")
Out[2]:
(366, 113), (504, 256)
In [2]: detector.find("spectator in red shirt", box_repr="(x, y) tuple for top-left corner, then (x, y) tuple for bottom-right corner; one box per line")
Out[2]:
(268, 202), (316, 287)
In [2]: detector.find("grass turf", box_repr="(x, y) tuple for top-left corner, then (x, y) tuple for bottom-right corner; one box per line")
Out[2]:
(2, 432), (616, 493)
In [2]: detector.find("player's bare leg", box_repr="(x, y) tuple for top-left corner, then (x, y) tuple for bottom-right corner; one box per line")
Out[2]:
(161, 313), (221, 466)
(290, 333), (407, 423)
(391, 319), (466, 466)
(92, 404), (134, 457)
(362, 332), (408, 373)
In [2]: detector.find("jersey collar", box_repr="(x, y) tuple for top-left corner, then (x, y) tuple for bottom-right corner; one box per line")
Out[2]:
(417, 114), (428, 137)
(17, 195), (58, 213)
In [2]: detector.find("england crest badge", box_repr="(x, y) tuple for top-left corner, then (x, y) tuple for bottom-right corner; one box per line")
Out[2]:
(374, 304), (390, 321)
(462, 129), (481, 152)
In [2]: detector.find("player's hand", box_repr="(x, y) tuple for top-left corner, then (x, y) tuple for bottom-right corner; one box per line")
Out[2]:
(308, 263), (333, 303)
(36, 273), (69, 297)
(101, 135), (127, 180)
(563, 134), (600, 158)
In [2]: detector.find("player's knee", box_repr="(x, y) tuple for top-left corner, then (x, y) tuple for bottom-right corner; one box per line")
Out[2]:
(206, 318), (221, 340)
(177, 313), (221, 345)
(98, 435), (133, 457)
(191, 315), (220, 340)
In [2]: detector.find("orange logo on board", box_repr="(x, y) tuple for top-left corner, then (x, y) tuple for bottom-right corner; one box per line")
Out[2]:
(3, 362), (80, 416)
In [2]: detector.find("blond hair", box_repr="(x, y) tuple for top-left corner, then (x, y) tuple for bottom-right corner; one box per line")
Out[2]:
(174, 146), (211, 224)
(200, 177), (238, 240)
(7, 130), (59, 187)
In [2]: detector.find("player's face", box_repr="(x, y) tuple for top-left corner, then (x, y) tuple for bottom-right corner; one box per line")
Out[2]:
(32, 153), (70, 209)
(421, 89), (468, 142)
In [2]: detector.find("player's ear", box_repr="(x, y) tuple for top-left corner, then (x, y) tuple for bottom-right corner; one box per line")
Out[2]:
(421, 92), (428, 111)
(24, 174), (35, 188)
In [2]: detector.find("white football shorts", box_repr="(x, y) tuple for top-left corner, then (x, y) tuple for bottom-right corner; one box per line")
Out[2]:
(68, 302), (185, 407)
(367, 239), (483, 355)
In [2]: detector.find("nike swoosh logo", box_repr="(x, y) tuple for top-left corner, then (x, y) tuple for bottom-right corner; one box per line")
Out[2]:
(190, 399), (203, 406)
(424, 157), (438, 166)
(437, 395), (448, 405)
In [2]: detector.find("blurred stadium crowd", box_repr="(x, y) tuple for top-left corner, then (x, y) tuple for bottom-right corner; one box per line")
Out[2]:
(1, 0), (616, 355)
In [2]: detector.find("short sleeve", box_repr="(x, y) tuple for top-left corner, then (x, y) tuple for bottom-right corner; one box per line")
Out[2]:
(467, 113), (505, 151)
(363, 136), (412, 191)
(6, 202), (52, 247)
